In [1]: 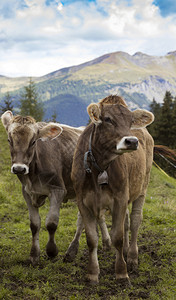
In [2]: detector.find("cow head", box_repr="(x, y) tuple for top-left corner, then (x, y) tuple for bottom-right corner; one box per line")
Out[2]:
(87, 95), (154, 158)
(1, 111), (63, 175)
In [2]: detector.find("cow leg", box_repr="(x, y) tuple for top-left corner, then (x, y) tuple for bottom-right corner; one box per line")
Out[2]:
(127, 195), (145, 271)
(98, 213), (111, 250)
(64, 210), (111, 263)
(111, 201), (129, 282)
(79, 203), (99, 283)
(123, 208), (130, 259)
(23, 188), (41, 265)
(46, 188), (65, 258)
(64, 211), (84, 262)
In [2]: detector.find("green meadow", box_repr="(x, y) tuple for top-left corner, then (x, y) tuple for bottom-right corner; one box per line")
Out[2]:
(0, 122), (176, 300)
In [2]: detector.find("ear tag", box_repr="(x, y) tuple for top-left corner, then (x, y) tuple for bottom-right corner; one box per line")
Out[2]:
(97, 171), (108, 185)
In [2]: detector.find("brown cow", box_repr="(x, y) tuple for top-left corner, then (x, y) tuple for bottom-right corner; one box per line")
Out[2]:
(69, 95), (154, 284)
(1, 111), (84, 265)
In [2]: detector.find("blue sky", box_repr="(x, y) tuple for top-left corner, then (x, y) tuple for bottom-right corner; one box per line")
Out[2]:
(153, 0), (176, 16)
(0, 0), (176, 77)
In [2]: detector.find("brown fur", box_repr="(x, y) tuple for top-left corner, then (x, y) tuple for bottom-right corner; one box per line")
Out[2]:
(99, 94), (128, 107)
(71, 98), (154, 284)
(1, 111), (83, 265)
(12, 115), (36, 125)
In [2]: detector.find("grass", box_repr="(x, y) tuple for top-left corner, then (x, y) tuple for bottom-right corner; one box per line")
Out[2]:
(0, 121), (176, 299)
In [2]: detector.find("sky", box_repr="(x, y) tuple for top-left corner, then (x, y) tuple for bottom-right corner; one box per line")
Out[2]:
(1, 0), (176, 77)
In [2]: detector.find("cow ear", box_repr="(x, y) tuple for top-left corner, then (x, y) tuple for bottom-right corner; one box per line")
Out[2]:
(87, 103), (102, 124)
(1, 110), (13, 130)
(38, 123), (63, 140)
(131, 109), (154, 129)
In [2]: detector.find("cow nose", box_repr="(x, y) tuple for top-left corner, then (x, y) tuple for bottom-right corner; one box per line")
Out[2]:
(12, 166), (26, 174)
(11, 164), (28, 175)
(125, 137), (138, 150)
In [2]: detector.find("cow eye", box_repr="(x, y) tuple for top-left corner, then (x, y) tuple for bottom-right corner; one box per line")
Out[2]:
(104, 117), (112, 124)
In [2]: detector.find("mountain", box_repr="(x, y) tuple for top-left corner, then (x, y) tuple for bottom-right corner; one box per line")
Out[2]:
(1, 50), (176, 125)
(44, 94), (89, 126)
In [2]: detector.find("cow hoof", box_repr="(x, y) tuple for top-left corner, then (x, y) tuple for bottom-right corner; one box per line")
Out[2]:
(30, 246), (40, 265)
(46, 242), (58, 258)
(63, 241), (79, 262)
(127, 259), (138, 273)
(87, 274), (99, 285)
(30, 255), (40, 266)
(63, 252), (76, 263)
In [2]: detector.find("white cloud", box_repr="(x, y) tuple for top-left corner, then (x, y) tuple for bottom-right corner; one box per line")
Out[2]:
(0, 0), (176, 76)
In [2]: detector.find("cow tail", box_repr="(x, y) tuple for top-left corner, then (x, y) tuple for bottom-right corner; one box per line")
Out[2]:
(154, 145), (176, 161)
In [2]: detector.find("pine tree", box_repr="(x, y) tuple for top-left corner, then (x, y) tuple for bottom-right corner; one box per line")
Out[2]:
(19, 78), (44, 121)
(51, 112), (57, 122)
(149, 92), (176, 177)
(148, 97), (161, 143)
(170, 96), (176, 148)
(157, 91), (173, 147)
(0, 92), (14, 114)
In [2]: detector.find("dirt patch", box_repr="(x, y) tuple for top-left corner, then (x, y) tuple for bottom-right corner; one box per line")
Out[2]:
(1, 230), (175, 300)
(60, 230), (174, 299)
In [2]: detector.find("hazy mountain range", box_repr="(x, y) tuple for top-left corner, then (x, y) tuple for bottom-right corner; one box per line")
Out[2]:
(1, 50), (176, 126)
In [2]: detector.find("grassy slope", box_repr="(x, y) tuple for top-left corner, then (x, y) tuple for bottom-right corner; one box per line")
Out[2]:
(0, 121), (176, 300)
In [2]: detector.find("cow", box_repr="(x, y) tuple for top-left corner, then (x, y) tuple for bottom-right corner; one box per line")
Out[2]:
(1, 111), (85, 265)
(69, 95), (154, 284)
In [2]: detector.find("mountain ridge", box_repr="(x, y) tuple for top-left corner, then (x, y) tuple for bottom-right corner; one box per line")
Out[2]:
(0, 50), (176, 125)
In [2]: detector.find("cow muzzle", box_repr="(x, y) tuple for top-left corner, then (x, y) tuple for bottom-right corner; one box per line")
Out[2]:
(116, 136), (139, 154)
(11, 163), (29, 175)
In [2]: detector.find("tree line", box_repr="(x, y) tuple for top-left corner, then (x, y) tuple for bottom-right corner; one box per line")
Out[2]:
(148, 91), (176, 148)
(1, 82), (176, 175)
(0, 78), (44, 121)
(148, 91), (176, 177)
(1, 83), (176, 146)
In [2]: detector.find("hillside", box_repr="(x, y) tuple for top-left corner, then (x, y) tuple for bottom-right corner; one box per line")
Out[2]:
(1, 50), (176, 125)
(44, 94), (89, 125)
(0, 120), (176, 299)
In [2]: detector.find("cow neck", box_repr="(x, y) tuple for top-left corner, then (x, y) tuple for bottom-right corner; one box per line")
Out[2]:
(84, 125), (109, 185)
